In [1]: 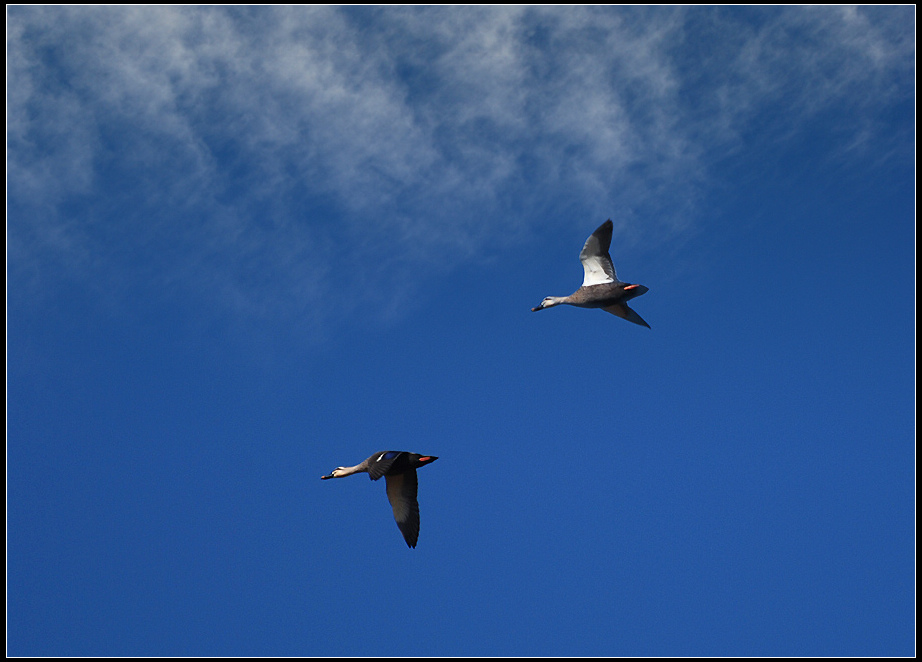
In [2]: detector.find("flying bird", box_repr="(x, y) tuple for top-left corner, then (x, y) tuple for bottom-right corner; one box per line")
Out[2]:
(532, 219), (650, 327)
(321, 451), (439, 548)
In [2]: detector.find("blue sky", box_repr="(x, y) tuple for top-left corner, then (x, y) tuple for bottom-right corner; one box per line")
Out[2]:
(7, 6), (915, 656)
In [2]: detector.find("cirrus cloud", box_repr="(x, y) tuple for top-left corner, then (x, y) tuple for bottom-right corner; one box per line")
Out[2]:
(8, 6), (914, 331)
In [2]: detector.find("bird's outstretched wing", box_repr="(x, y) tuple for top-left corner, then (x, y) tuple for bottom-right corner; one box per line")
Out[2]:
(385, 469), (421, 548)
(367, 451), (404, 481)
(601, 302), (650, 328)
(579, 220), (618, 287)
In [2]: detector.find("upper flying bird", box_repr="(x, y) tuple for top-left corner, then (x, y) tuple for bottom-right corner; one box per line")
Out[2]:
(321, 451), (438, 548)
(531, 219), (650, 328)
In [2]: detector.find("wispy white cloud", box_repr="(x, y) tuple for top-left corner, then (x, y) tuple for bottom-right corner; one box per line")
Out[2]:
(8, 6), (914, 331)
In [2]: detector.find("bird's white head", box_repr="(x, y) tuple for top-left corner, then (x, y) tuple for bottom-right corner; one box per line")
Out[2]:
(532, 296), (563, 312)
(321, 466), (347, 480)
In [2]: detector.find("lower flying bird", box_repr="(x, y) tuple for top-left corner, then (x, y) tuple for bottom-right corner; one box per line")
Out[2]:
(532, 219), (650, 328)
(321, 451), (438, 548)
